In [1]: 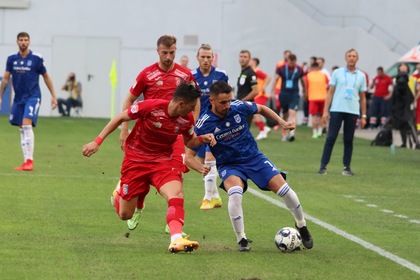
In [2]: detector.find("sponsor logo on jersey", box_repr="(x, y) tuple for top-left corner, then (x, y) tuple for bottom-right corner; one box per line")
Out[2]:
(130, 105), (139, 114)
(151, 109), (165, 117)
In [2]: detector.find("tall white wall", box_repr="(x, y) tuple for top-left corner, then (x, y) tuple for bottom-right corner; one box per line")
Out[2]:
(0, 0), (418, 117)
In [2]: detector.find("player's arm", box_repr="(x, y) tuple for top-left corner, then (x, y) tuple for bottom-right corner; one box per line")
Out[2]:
(300, 76), (306, 98)
(359, 91), (367, 128)
(257, 104), (295, 131)
(263, 73), (271, 93)
(321, 85), (335, 126)
(183, 133), (216, 149)
(241, 84), (258, 101)
(83, 110), (132, 157)
(0, 71), (11, 107)
(270, 73), (280, 98)
(185, 148), (211, 176)
(192, 97), (201, 121)
(119, 92), (138, 150)
(42, 72), (58, 109)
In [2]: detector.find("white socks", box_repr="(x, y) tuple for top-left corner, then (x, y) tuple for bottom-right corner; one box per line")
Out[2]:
(276, 183), (306, 228)
(203, 161), (219, 200)
(21, 125), (34, 161)
(228, 186), (245, 242)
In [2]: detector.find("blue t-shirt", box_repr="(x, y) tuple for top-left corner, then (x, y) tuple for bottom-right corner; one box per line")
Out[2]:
(329, 67), (367, 115)
(194, 99), (262, 166)
(6, 50), (47, 103)
(191, 66), (229, 116)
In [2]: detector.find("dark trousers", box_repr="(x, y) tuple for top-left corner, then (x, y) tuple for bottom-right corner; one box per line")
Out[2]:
(320, 112), (358, 168)
(58, 98), (82, 116)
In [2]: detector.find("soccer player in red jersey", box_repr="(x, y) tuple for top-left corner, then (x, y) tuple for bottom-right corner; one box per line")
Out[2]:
(119, 35), (198, 230)
(83, 83), (216, 253)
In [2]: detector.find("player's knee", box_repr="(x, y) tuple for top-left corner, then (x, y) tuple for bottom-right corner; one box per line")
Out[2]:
(118, 210), (133, 220)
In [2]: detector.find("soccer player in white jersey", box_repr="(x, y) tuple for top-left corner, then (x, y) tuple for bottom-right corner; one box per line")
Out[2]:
(186, 81), (313, 251)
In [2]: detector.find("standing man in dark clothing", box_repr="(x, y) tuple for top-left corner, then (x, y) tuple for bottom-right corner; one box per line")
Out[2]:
(237, 50), (258, 126)
(271, 53), (305, 141)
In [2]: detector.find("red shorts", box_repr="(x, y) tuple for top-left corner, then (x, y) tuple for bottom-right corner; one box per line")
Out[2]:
(309, 100), (325, 115)
(254, 94), (268, 105)
(119, 159), (183, 201)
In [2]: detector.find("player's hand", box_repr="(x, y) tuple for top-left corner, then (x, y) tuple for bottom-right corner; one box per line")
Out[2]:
(82, 142), (100, 157)
(202, 133), (217, 147)
(51, 97), (58, 110)
(321, 113), (329, 127)
(282, 121), (295, 131)
(119, 129), (129, 151)
(200, 165), (211, 177)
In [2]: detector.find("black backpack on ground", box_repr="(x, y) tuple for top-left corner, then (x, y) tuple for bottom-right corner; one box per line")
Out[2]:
(371, 128), (393, 147)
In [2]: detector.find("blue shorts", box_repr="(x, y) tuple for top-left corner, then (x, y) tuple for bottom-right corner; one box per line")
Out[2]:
(10, 98), (41, 127)
(196, 143), (211, 159)
(218, 153), (286, 192)
(279, 92), (300, 113)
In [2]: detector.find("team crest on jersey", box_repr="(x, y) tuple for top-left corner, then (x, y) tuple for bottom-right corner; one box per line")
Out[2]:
(174, 124), (181, 133)
(234, 114), (241, 123)
(175, 77), (181, 86)
(156, 80), (163, 86)
(122, 184), (129, 195)
(154, 122), (162, 128)
(130, 105), (139, 114)
(27, 60), (32, 66)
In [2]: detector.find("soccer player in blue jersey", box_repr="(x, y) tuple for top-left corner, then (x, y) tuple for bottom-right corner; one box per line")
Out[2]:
(0, 32), (57, 171)
(191, 43), (229, 210)
(186, 81), (313, 252)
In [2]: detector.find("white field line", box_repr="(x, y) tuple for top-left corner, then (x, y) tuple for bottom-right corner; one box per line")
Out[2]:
(247, 187), (420, 275)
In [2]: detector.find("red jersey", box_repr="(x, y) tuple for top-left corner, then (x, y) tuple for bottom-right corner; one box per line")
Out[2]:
(130, 62), (196, 100)
(125, 99), (195, 162)
(372, 75), (393, 98)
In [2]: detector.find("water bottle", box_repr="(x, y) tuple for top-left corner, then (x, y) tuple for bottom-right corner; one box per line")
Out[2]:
(390, 144), (395, 155)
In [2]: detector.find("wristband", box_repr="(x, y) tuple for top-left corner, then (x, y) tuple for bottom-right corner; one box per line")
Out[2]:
(361, 115), (367, 119)
(198, 135), (204, 144)
(94, 136), (104, 145)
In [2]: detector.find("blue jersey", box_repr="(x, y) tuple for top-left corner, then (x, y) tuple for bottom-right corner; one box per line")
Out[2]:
(194, 99), (262, 166)
(191, 66), (229, 115)
(6, 50), (47, 104)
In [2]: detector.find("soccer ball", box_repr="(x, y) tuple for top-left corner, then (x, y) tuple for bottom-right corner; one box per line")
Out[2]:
(274, 227), (302, 252)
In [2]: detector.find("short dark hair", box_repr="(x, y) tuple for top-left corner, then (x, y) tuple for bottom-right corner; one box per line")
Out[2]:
(311, 62), (319, 68)
(17, 32), (30, 40)
(377, 66), (384, 71)
(157, 35), (177, 48)
(210, 81), (233, 96)
(173, 82), (201, 103)
(288, 54), (297, 61)
(252, 58), (260, 66)
(240, 49), (251, 57)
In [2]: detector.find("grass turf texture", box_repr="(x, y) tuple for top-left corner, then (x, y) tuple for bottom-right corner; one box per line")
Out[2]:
(0, 115), (419, 280)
